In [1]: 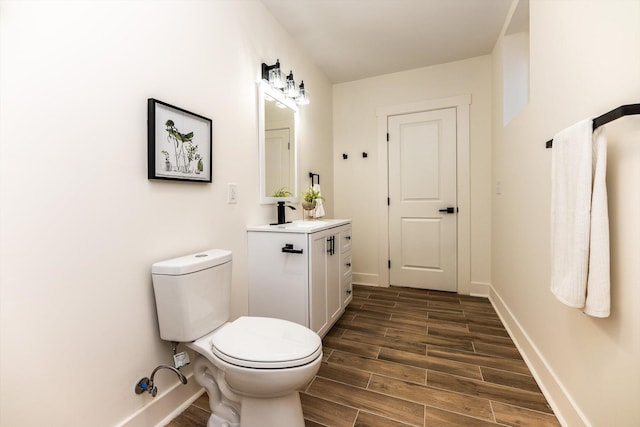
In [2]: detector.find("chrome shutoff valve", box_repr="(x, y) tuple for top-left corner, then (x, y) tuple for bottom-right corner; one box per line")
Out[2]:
(134, 377), (158, 397)
(135, 364), (187, 397)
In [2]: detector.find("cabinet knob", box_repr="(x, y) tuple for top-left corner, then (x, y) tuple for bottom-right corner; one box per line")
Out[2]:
(345, 235), (351, 241)
(346, 289), (352, 295)
(346, 262), (351, 267)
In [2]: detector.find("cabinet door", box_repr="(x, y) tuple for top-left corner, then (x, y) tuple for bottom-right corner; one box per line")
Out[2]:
(326, 232), (342, 326)
(309, 232), (328, 334)
(248, 232), (309, 326)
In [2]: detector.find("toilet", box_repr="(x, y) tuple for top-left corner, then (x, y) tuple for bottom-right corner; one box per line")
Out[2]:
(151, 249), (322, 427)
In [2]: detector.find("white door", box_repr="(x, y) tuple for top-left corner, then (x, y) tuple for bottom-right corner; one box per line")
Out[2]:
(265, 128), (290, 195)
(388, 108), (457, 291)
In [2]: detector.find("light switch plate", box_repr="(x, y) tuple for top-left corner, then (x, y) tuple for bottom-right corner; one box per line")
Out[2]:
(228, 183), (238, 203)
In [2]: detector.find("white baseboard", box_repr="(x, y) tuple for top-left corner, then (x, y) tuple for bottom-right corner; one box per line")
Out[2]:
(489, 286), (589, 427)
(353, 272), (381, 287)
(117, 373), (204, 427)
(469, 281), (491, 297)
(353, 277), (489, 295)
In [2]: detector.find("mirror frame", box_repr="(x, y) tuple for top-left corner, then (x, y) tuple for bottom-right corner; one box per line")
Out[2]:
(258, 80), (299, 204)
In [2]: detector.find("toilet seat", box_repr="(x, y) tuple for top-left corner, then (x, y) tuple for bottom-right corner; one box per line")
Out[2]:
(210, 317), (322, 369)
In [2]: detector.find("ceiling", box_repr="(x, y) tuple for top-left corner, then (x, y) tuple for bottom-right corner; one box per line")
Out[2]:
(261, 0), (513, 83)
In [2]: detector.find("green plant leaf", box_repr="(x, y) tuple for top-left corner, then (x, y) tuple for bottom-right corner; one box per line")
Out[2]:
(272, 187), (293, 197)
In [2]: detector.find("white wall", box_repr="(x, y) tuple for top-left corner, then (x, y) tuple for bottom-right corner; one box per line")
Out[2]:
(491, 0), (640, 425)
(0, 1), (333, 426)
(333, 56), (493, 292)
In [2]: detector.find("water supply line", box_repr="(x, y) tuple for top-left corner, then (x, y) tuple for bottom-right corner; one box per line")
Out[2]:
(135, 364), (187, 397)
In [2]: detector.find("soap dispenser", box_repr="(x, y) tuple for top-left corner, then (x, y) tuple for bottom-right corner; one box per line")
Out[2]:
(276, 201), (296, 224)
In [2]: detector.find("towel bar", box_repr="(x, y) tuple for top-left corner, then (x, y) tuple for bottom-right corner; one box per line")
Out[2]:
(309, 172), (320, 186)
(545, 103), (640, 148)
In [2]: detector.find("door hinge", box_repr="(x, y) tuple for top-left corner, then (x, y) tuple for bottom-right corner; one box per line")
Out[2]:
(388, 260), (391, 269)
(387, 197), (390, 206)
(386, 132), (389, 142)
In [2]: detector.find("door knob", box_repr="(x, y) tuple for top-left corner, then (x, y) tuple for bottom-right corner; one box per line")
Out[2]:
(438, 207), (456, 214)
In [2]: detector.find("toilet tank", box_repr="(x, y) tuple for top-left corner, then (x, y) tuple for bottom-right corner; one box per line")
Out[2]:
(151, 249), (232, 342)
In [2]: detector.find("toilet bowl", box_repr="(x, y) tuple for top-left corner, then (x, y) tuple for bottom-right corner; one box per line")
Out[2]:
(151, 249), (322, 427)
(188, 317), (322, 427)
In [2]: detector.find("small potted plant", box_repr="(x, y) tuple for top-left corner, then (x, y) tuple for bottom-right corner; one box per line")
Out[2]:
(272, 187), (293, 198)
(302, 186), (324, 211)
(195, 154), (203, 174)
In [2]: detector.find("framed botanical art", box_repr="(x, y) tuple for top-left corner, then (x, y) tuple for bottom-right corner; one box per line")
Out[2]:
(147, 98), (212, 182)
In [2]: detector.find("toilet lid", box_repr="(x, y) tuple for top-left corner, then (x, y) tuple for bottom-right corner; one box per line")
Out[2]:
(211, 317), (322, 369)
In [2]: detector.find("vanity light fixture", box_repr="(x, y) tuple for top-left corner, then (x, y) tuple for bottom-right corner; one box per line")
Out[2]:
(261, 59), (310, 105)
(262, 59), (285, 89)
(284, 70), (298, 98)
(296, 81), (309, 105)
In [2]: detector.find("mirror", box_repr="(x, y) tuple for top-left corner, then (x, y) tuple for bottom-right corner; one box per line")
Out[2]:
(258, 81), (299, 204)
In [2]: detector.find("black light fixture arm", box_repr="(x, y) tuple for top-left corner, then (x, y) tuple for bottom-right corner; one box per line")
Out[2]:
(261, 59), (281, 81)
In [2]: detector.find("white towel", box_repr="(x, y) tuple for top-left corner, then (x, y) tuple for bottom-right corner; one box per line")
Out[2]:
(550, 119), (593, 308)
(550, 120), (611, 317)
(584, 127), (610, 317)
(312, 184), (325, 219)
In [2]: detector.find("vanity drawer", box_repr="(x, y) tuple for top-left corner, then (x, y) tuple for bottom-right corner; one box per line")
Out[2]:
(342, 274), (353, 305)
(342, 252), (352, 279)
(341, 227), (352, 252)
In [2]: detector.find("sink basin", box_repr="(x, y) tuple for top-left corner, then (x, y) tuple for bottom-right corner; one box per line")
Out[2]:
(289, 220), (327, 228)
(251, 219), (348, 233)
(270, 220), (327, 229)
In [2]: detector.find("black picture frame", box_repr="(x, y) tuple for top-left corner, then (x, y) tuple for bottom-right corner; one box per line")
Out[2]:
(147, 98), (212, 182)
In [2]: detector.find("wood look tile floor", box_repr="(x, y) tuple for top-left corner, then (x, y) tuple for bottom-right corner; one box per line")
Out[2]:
(167, 285), (560, 427)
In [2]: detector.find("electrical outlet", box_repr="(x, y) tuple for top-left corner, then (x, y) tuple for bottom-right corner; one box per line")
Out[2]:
(228, 183), (238, 203)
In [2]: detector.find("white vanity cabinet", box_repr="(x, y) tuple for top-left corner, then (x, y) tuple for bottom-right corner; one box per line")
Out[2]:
(248, 219), (352, 337)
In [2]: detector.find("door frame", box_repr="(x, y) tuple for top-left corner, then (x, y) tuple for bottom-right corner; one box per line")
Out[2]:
(376, 95), (471, 295)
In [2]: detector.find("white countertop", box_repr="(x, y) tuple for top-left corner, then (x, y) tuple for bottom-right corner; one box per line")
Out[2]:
(247, 219), (351, 233)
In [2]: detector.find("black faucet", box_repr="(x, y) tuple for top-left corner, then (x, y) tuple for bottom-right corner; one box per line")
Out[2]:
(276, 201), (296, 224)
